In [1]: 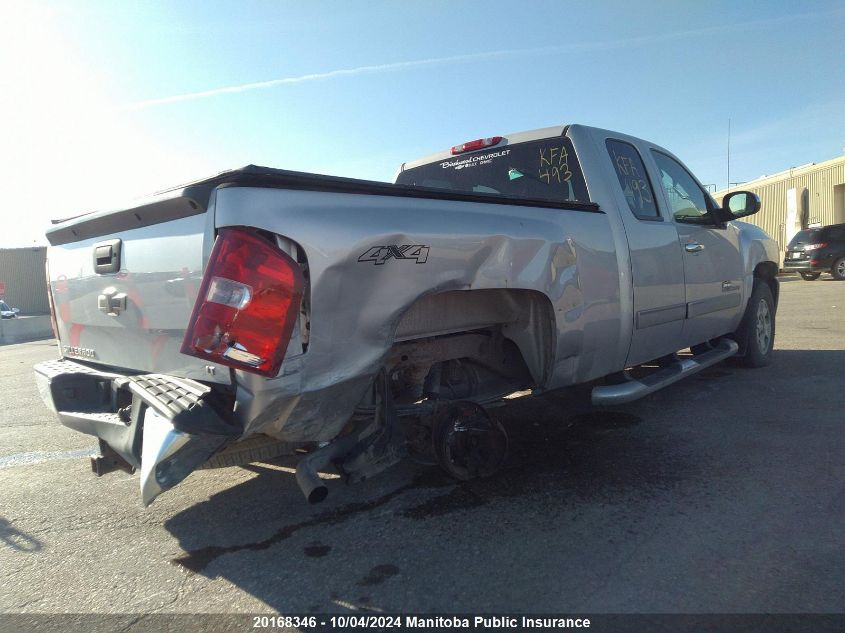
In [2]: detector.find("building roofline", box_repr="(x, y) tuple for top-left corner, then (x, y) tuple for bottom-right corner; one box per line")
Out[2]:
(716, 153), (845, 196)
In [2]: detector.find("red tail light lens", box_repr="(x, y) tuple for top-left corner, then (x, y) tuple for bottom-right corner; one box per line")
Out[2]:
(181, 227), (304, 377)
(451, 136), (503, 155)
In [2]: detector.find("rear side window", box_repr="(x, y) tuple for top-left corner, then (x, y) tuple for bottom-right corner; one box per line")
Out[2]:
(606, 139), (660, 220)
(788, 229), (821, 247)
(826, 226), (845, 241)
(396, 136), (590, 203)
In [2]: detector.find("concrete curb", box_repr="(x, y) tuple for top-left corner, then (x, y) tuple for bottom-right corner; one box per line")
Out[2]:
(0, 315), (54, 344)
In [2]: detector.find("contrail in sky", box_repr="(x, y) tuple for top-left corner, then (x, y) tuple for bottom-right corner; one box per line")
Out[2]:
(117, 50), (515, 111)
(117, 9), (841, 112)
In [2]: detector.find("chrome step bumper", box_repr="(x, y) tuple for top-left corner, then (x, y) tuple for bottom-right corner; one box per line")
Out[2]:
(34, 358), (239, 506)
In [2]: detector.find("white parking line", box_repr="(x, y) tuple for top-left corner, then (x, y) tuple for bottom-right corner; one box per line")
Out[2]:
(0, 448), (97, 469)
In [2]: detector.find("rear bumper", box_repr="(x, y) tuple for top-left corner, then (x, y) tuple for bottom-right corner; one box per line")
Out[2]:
(34, 358), (239, 505)
(782, 261), (823, 272)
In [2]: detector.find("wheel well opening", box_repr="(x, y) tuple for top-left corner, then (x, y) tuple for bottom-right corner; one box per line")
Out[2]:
(384, 331), (534, 406)
(391, 288), (555, 387)
(754, 261), (779, 308)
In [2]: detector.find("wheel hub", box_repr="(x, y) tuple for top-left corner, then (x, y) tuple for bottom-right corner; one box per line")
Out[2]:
(432, 401), (508, 481)
(755, 298), (772, 353)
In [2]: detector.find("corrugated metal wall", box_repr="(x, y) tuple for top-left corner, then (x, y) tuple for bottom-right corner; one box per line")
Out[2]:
(0, 247), (49, 314)
(715, 155), (845, 266)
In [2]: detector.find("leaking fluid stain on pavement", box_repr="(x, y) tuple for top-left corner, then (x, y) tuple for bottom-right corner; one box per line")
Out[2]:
(172, 408), (674, 571)
(304, 543), (332, 558)
(358, 564), (400, 586)
(171, 471), (451, 573)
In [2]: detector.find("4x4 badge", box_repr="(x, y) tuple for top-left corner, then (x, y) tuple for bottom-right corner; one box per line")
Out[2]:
(358, 245), (429, 265)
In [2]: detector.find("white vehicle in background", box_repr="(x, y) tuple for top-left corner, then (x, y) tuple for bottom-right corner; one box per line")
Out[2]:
(0, 300), (20, 318)
(34, 124), (779, 508)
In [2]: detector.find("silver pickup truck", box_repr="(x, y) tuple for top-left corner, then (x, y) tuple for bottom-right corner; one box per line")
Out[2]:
(34, 124), (779, 506)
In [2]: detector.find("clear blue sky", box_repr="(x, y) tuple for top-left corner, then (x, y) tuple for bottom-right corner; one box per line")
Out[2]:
(2, 0), (844, 246)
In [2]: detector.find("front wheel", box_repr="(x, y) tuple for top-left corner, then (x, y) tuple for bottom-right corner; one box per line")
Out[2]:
(800, 272), (821, 281)
(731, 281), (775, 368)
(832, 257), (845, 281)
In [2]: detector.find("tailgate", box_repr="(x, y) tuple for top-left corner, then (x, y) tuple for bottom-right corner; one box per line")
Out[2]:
(47, 197), (230, 385)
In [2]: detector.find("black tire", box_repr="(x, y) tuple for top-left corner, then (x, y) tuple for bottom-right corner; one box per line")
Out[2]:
(731, 281), (775, 368)
(800, 272), (821, 281)
(832, 257), (845, 281)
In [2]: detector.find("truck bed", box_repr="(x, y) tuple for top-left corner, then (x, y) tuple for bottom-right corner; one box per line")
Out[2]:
(46, 165), (601, 246)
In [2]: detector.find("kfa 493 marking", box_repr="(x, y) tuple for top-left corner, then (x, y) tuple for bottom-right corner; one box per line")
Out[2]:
(357, 244), (429, 265)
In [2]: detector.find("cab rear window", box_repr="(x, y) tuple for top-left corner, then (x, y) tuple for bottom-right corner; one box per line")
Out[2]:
(396, 136), (590, 204)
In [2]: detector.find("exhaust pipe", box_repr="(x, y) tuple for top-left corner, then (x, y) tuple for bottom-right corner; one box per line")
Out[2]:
(297, 369), (399, 503)
(295, 435), (356, 504)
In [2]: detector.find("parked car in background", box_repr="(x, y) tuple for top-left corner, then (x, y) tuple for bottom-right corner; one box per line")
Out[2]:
(0, 300), (20, 318)
(783, 223), (845, 280)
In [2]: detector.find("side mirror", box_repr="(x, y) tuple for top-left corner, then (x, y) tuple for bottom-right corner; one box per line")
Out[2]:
(722, 191), (761, 219)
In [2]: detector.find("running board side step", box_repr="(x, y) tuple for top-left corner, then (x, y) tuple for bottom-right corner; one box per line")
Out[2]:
(591, 338), (738, 406)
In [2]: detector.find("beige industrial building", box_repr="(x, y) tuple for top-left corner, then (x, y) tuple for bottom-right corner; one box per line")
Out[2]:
(0, 247), (49, 314)
(715, 154), (845, 266)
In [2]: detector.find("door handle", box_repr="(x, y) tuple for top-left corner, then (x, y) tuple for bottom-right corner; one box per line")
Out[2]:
(684, 242), (705, 253)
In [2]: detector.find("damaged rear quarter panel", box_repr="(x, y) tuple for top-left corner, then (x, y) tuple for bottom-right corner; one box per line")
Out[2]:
(213, 186), (624, 442)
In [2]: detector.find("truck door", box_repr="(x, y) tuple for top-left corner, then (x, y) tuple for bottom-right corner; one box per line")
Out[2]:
(650, 151), (744, 348)
(603, 138), (688, 366)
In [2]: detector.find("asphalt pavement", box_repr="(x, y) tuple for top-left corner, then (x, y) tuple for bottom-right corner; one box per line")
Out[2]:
(1, 275), (843, 616)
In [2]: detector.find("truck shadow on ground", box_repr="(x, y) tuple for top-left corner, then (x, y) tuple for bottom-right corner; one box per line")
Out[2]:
(0, 516), (43, 553)
(163, 383), (702, 611)
(162, 349), (845, 612)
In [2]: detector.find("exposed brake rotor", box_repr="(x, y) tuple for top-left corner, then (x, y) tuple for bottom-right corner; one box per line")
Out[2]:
(431, 401), (508, 481)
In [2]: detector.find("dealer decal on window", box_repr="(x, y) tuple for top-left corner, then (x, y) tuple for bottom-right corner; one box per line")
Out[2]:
(439, 149), (511, 171)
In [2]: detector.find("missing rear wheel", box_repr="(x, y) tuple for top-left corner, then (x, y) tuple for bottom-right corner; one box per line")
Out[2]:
(432, 401), (508, 481)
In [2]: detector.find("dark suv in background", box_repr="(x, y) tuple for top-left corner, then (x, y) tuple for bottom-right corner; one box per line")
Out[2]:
(783, 223), (845, 280)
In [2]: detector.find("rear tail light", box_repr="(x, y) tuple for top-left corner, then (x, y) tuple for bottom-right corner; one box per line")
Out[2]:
(803, 242), (827, 250)
(451, 136), (502, 155)
(180, 227), (304, 377)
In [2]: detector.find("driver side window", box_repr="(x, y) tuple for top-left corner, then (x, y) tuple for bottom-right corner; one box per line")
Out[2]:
(651, 151), (712, 224)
